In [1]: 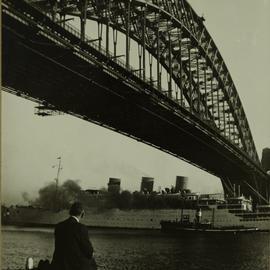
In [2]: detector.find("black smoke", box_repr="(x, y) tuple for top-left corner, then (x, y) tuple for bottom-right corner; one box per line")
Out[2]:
(21, 192), (32, 204)
(34, 179), (82, 210)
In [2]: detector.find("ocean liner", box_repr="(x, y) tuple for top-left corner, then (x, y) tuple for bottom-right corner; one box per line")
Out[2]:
(2, 187), (270, 231)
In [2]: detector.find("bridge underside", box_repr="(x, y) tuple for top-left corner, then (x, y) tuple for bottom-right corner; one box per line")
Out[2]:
(2, 5), (270, 203)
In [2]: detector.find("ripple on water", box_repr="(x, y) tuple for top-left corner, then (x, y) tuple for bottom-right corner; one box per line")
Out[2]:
(2, 227), (270, 270)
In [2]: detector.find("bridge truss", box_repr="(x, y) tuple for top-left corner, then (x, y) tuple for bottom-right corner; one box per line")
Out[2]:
(32, 0), (259, 163)
(2, 0), (270, 202)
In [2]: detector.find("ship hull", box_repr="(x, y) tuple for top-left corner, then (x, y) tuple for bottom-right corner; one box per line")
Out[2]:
(2, 207), (270, 231)
(160, 221), (259, 233)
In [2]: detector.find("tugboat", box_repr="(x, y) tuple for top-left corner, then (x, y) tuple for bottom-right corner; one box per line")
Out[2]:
(160, 208), (259, 233)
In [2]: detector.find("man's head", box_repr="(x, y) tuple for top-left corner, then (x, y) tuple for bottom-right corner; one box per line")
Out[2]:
(69, 202), (85, 219)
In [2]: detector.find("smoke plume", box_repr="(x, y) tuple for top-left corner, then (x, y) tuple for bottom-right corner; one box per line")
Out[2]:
(34, 179), (82, 210)
(21, 192), (32, 204)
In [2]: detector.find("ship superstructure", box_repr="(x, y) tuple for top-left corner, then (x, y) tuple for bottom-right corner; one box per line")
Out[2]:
(2, 176), (270, 231)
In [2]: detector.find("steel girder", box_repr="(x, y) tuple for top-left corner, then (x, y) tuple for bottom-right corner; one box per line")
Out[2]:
(29, 0), (260, 166)
(2, 0), (270, 202)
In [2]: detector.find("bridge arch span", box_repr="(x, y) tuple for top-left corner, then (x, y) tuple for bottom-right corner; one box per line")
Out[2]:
(55, 0), (259, 164)
(2, 0), (270, 202)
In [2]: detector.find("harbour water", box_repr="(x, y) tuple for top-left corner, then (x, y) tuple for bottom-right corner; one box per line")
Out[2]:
(1, 226), (270, 270)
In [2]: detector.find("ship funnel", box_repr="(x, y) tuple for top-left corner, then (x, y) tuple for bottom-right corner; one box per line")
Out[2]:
(108, 178), (121, 194)
(175, 176), (188, 193)
(140, 177), (154, 193)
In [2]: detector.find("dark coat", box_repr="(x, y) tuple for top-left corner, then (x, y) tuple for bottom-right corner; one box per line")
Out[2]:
(51, 217), (96, 270)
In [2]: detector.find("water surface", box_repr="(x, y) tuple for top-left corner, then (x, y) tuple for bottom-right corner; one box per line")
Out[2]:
(2, 226), (270, 270)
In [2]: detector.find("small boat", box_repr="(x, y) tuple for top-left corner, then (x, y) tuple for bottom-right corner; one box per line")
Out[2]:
(160, 220), (259, 233)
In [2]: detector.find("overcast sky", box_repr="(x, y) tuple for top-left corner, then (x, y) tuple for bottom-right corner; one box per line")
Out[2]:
(2, 0), (270, 205)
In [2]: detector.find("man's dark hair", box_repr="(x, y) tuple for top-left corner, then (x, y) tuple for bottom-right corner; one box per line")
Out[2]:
(69, 202), (84, 216)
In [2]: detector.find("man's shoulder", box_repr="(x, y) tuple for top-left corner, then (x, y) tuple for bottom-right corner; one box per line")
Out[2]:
(55, 218), (87, 230)
(77, 222), (88, 231)
(57, 217), (69, 225)
(55, 217), (72, 229)
(81, 222), (88, 228)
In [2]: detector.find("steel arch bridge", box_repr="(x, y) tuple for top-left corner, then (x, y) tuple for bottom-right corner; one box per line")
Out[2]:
(2, 0), (270, 203)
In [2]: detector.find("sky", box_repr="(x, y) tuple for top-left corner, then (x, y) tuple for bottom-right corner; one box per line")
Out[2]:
(1, 0), (270, 205)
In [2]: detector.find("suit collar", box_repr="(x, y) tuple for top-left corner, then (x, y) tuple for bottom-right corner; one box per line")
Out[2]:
(70, 216), (80, 223)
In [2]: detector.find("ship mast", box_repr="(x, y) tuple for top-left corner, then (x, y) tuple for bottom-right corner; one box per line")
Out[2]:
(55, 156), (62, 189)
(53, 157), (62, 210)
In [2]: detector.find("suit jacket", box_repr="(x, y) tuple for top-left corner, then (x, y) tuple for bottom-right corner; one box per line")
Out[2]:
(51, 217), (96, 270)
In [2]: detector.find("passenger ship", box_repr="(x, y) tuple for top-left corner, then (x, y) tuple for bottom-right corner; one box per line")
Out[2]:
(2, 192), (270, 231)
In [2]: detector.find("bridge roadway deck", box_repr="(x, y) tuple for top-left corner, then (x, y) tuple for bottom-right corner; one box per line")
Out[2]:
(2, 0), (270, 202)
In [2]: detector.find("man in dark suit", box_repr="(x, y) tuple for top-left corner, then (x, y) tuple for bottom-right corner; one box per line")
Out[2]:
(51, 202), (97, 270)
